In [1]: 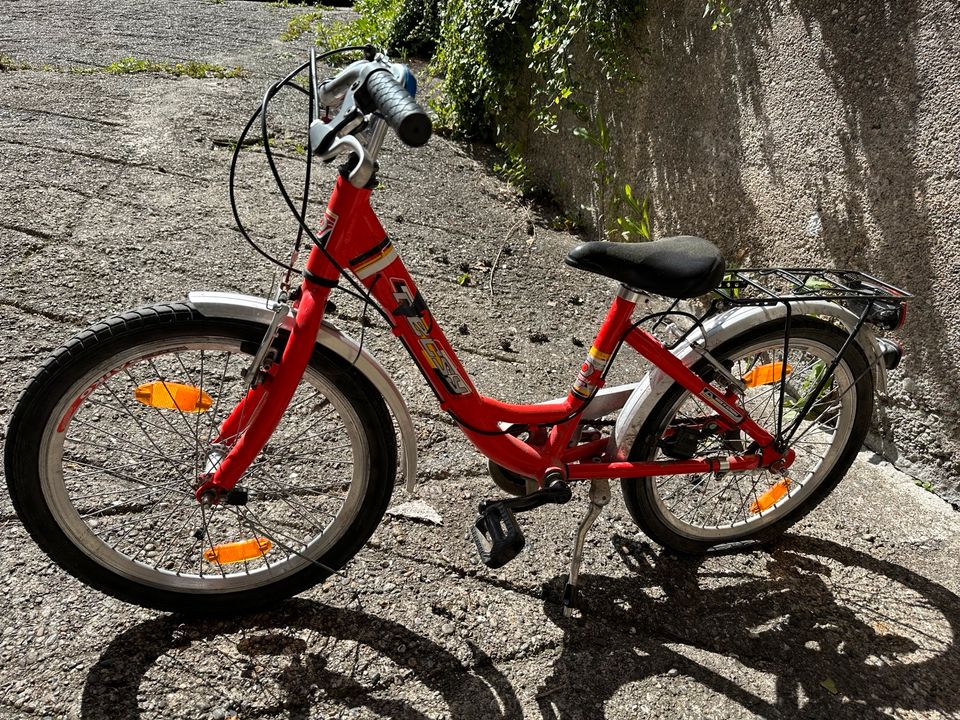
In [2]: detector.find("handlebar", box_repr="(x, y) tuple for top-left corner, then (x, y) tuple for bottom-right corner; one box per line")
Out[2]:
(317, 59), (366, 106)
(308, 51), (433, 187)
(316, 58), (432, 148)
(356, 68), (432, 147)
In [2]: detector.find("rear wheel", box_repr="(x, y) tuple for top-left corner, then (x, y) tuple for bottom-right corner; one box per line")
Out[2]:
(621, 318), (873, 553)
(4, 303), (397, 613)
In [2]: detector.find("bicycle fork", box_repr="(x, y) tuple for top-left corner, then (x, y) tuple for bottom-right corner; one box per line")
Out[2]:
(194, 282), (334, 503)
(193, 173), (374, 503)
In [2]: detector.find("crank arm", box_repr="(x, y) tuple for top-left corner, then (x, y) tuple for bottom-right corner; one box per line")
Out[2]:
(479, 478), (572, 515)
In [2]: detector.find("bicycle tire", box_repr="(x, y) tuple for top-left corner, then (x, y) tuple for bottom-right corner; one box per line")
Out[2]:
(621, 317), (874, 554)
(4, 302), (397, 614)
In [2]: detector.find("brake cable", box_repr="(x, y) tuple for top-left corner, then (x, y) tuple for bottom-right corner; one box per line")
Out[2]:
(228, 45), (394, 334)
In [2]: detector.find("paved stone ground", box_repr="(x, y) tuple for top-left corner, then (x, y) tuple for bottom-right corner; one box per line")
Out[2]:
(1, 2), (959, 718)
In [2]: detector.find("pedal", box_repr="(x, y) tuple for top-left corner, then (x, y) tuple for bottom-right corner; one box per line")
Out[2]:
(469, 478), (572, 569)
(470, 504), (525, 569)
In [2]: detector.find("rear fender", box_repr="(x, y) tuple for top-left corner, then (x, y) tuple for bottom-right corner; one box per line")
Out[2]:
(187, 291), (418, 493)
(612, 301), (885, 460)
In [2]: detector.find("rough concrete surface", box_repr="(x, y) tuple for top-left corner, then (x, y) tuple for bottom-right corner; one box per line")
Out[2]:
(518, 0), (960, 504)
(1, 1), (959, 718)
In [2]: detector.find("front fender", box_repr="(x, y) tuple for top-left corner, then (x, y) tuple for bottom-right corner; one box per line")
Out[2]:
(613, 301), (885, 461)
(187, 291), (418, 493)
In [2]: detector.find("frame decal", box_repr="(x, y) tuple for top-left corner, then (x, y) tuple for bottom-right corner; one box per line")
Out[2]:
(350, 237), (396, 279)
(698, 387), (744, 423)
(571, 346), (609, 400)
(390, 278), (471, 395)
(316, 209), (338, 246)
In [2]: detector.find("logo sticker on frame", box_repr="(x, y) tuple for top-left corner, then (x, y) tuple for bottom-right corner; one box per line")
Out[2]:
(391, 279), (471, 395)
(349, 237), (397, 280)
(316, 209), (338, 246)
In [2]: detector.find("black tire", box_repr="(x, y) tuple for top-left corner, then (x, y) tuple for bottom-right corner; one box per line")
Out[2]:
(4, 303), (397, 614)
(621, 317), (873, 554)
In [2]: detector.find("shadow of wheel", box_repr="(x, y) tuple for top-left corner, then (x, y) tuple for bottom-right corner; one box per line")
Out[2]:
(81, 598), (522, 720)
(535, 534), (960, 719)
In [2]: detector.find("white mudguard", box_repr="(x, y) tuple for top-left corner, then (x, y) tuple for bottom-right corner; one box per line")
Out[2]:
(612, 300), (886, 461)
(187, 291), (418, 492)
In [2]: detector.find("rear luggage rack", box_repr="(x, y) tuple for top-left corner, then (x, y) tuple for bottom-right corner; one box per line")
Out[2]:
(714, 268), (913, 305)
(713, 268), (912, 305)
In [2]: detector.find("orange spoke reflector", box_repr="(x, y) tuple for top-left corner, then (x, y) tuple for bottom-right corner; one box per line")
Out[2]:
(203, 537), (273, 565)
(134, 381), (213, 412)
(741, 362), (792, 388)
(750, 478), (791, 514)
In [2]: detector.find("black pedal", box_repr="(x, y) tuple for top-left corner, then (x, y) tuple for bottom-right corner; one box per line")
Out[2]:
(470, 504), (525, 569)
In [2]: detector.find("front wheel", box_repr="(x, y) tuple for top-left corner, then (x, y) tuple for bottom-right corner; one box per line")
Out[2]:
(4, 303), (397, 614)
(621, 317), (874, 554)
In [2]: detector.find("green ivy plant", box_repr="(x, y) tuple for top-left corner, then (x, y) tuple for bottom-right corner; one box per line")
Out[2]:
(528, 0), (642, 132)
(282, 0), (733, 242)
(492, 141), (542, 198)
(432, 0), (645, 139)
(573, 113), (613, 237)
(430, 0), (529, 138)
(573, 115), (651, 242)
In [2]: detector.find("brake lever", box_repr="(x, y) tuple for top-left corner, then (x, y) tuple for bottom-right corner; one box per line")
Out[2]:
(308, 87), (364, 157)
(309, 62), (391, 188)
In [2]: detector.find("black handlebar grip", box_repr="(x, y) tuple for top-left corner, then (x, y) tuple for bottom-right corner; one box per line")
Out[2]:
(360, 69), (432, 147)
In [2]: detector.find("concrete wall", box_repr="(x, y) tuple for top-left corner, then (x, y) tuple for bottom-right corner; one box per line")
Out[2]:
(515, 0), (960, 503)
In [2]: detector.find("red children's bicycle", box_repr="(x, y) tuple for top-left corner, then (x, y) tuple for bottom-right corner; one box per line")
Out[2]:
(4, 47), (911, 615)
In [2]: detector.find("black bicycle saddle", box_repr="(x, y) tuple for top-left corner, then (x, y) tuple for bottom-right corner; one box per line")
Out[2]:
(564, 235), (725, 299)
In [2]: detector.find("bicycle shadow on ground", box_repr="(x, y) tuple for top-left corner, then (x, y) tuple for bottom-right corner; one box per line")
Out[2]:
(80, 599), (522, 720)
(537, 533), (960, 719)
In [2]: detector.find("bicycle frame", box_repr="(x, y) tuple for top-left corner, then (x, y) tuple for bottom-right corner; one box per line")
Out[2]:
(195, 175), (791, 502)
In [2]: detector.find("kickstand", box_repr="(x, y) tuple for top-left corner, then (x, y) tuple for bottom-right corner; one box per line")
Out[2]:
(562, 478), (611, 617)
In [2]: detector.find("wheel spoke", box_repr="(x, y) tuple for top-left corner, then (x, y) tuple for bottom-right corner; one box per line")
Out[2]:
(29, 323), (384, 608)
(633, 325), (866, 546)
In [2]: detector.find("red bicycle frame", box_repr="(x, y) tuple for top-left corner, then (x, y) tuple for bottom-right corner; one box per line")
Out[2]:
(196, 175), (792, 501)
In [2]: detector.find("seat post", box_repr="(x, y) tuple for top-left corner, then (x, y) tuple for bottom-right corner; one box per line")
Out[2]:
(565, 287), (639, 403)
(617, 284), (647, 303)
